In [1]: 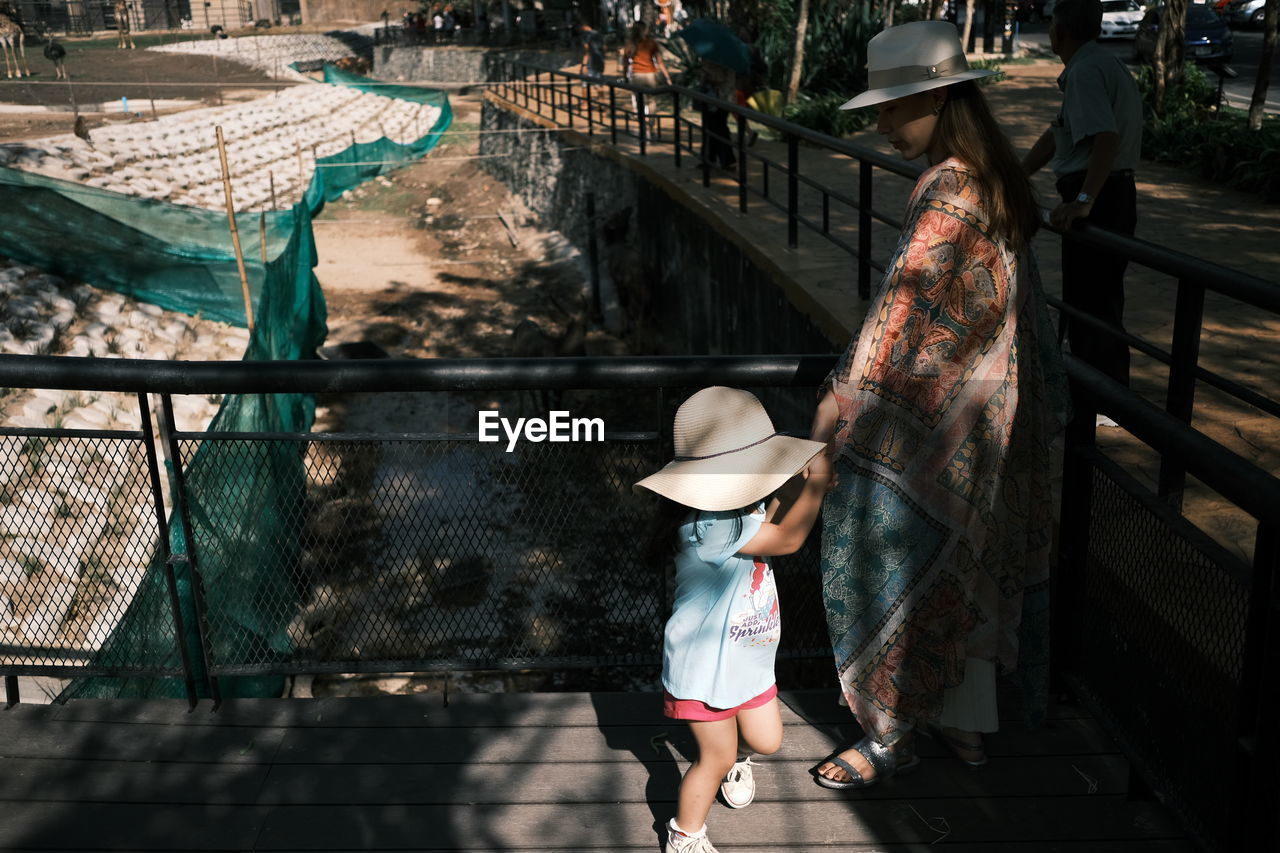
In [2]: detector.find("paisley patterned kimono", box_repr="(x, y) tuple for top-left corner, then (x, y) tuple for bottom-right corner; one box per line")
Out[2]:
(820, 157), (1065, 746)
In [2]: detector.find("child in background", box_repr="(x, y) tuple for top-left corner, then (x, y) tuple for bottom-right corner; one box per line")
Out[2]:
(636, 387), (831, 853)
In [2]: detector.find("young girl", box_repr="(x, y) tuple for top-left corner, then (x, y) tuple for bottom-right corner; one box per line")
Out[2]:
(636, 386), (831, 853)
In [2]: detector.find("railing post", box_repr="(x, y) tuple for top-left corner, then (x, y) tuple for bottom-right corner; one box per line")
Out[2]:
(585, 80), (594, 137)
(701, 114), (711, 188)
(4, 675), (17, 708)
(157, 394), (221, 708)
(638, 90), (647, 156)
(1053, 383), (1099, 688)
(137, 391), (201, 710)
(787, 133), (799, 249)
(534, 67), (541, 111)
(609, 85), (618, 146)
(1158, 277), (1205, 505)
(672, 93), (681, 169)
(737, 117), (747, 214)
(859, 159), (872, 300)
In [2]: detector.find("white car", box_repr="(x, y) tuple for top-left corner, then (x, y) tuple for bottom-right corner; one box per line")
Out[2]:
(1100, 0), (1145, 38)
(1225, 0), (1266, 27)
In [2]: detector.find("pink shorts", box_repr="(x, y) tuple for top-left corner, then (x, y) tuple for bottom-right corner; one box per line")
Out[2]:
(663, 684), (778, 721)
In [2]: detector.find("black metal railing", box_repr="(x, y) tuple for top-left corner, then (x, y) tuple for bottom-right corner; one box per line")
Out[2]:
(0, 355), (835, 707)
(486, 55), (920, 302)
(1059, 354), (1279, 853)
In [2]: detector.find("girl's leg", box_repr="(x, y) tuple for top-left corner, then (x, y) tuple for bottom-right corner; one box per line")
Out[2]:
(676, 717), (740, 833)
(735, 697), (783, 757)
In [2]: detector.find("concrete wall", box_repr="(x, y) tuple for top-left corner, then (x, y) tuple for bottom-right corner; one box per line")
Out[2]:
(478, 98), (843, 363)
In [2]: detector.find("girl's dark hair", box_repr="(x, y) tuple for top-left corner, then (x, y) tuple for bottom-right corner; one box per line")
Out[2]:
(644, 498), (748, 564)
(937, 80), (1041, 250)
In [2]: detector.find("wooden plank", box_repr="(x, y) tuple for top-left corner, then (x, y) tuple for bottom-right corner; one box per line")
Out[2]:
(255, 754), (1132, 805)
(0, 717), (285, 763)
(270, 716), (1117, 765)
(0, 802), (267, 850)
(0, 758), (270, 804)
(251, 798), (1184, 849)
(43, 688), (1087, 729)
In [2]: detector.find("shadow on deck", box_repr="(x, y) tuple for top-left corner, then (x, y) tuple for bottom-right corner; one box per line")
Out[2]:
(0, 688), (1193, 851)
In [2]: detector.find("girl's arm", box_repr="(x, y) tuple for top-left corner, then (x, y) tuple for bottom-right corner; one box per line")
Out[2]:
(739, 453), (832, 557)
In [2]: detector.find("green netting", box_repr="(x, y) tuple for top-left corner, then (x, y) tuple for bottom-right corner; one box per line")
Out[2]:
(0, 70), (452, 701)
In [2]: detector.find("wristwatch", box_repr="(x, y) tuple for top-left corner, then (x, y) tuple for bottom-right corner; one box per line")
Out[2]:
(1075, 191), (1094, 205)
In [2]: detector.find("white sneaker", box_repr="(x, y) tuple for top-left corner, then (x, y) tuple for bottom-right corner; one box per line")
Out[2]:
(720, 756), (756, 808)
(665, 819), (719, 853)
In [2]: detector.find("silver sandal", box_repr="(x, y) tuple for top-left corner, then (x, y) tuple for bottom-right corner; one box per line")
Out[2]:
(812, 736), (920, 790)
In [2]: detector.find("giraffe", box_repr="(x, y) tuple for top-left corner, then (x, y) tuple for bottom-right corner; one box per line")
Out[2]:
(115, 0), (136, 50)
(0, 10), (31, 78)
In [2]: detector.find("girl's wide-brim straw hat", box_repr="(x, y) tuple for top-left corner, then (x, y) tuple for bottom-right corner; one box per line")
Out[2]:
(840, 20), (997, 111)
(635, 387), (825, 512)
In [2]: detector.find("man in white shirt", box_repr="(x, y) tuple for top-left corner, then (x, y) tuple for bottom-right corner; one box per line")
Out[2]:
(1023, 0), (1142, 388)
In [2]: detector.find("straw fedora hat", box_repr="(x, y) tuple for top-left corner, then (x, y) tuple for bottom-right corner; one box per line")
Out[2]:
(840, 20), (997, 111)
(635, 387), (825, 512)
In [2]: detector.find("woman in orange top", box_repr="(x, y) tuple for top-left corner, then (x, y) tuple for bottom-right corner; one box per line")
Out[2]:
(622, 21), (672, 134)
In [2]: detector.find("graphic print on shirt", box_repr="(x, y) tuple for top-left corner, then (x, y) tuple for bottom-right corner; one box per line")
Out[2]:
(729, 558), (781, 647)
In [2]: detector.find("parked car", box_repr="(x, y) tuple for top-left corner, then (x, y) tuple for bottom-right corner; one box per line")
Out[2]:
(1101, 0), (1145, 38)
(1133, 5), (1234, 63)
(1224, 0), (1267, 27)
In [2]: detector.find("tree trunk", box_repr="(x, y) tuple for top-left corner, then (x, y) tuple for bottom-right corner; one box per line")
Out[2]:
(961, 0), (977, 52)
(1249, 0), (1278, 130)
(885, 0), (897, 27)
(930, 0), (946, 20)
(1156, 0), (1189, 115)
(786, 0), (811, 104)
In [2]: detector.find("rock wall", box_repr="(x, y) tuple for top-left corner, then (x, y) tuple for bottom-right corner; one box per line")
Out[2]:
(477, 99), (843, 361)
(374, 46), (575, 84)
(300, 0), (415, 25)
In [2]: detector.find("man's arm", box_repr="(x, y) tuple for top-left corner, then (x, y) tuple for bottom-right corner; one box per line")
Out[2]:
(1049, 130), (1120, 230)
(1023, 127), (1056, 176)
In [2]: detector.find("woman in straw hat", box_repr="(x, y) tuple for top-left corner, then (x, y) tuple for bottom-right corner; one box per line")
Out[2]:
(637, 387), (830, 853)
(808, 20), (1066, 789)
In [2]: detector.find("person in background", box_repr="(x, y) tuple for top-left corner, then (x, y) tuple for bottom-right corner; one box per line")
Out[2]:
(1023, 0), (1141, 394)
(621, 20), (672, 135)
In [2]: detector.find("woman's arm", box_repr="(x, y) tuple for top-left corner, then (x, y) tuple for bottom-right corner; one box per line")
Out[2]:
(740, 453), (831, 557)
(810, 390), (839, 445)
(654, 47), (672, 84)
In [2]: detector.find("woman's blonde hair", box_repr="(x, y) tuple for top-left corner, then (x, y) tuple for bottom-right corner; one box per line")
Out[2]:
(937, 81), (1040, 250)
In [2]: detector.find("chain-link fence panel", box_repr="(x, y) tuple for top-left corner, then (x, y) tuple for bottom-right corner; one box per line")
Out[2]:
(0, 429), (175, 676)
(1069, 454), (1249, 851)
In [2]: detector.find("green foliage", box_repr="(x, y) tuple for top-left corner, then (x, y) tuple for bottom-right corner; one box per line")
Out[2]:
(783, 92), (875, 137)
(1137, 64), (1280, 201)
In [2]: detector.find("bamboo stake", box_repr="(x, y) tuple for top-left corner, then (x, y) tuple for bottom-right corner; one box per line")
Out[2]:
(215, 125), (254, 332)
(269, 172), (277, 210)
(145, 74), (158, 121)
(259, 212), (268, 265)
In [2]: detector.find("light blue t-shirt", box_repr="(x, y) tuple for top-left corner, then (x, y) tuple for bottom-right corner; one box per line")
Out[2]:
(662, 505), (782, 709)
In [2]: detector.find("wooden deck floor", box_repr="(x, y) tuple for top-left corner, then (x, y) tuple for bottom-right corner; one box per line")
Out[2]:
(0, 688), (1196, 852)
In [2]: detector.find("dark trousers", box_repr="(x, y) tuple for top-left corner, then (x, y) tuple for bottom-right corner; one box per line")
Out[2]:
(1056, 170), (1137, 387)
(701, 107), (735, 169)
